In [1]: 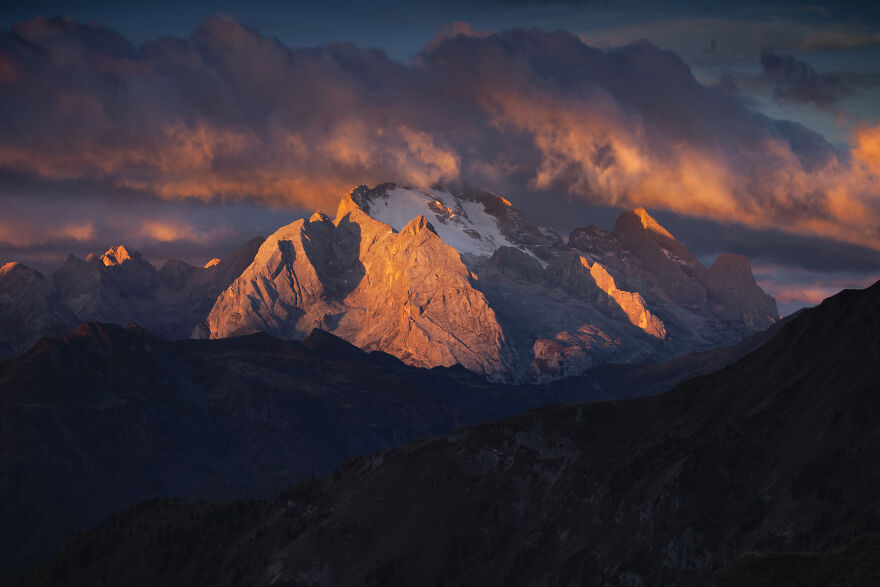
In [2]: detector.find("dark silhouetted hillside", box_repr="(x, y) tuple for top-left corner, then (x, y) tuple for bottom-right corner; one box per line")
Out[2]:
(13, 281), (879, 585)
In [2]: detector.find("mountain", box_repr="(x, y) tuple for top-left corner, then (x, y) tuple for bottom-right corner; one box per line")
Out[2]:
(0, 238), (263, 360)
(203, 183), (778, 382)
(0, 183), (774, 378)
(0, 324), (581, 579)
(23, 280), (877, 586)
(716, 536), (880, 587)
(0, 308), (782, 582)
(202, 196), (514, 376)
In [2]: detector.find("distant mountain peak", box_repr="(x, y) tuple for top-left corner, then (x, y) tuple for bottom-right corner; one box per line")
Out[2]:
(0, 236), (266, 361)
(310, 211), (332, 224)
(401, 214), (437, 237)
(345, 182), (558, 261)
(100, 245), (133, 266)
(204, 258), (221, 268)
(710, 252), (754, 279)
(1, 261), (30, 275)
(336, 190), (364, 220)
(632, 207), (675, 239)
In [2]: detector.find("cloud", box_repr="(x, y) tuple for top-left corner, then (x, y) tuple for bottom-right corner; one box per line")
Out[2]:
(0, 192), (296, 272)
(760, 50), (854, 107)
(798, 30), (880, 52)
(429, 21), (490, 48)
(581, 17), (880, 66)
(853, 120), (880, 167)
(1, 15), (879, 257)
(139, 220), (234, 244)
(0, 219), (94, 247)
(751, 263), (879, 315)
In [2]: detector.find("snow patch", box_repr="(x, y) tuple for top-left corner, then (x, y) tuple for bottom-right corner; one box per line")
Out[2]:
(365, 187), (537, 260)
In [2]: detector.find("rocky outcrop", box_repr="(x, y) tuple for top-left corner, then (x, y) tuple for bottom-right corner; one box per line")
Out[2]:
(707, 253), (779, 329)
(588, 261), (666, 339)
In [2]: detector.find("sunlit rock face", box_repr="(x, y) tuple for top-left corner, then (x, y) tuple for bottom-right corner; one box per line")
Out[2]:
(205, 194), (513, 377)
(570, 207), (778, 348)
(588, 261), (666, 339)
(205, 183), (778, 382)
(100, 245), (133, 266)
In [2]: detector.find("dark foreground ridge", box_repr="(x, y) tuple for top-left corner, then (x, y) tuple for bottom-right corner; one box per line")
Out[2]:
(716, 535), (880, 586)
(0, 315), (778, 580)
(0, 324), (554, 579)
(11, 281), (880, 585)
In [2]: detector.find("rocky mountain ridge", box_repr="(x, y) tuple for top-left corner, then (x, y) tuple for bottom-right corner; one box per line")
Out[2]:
(0, 237), (263, 359)
(0, 182), (777, 378)
(203, 183), (777, 381)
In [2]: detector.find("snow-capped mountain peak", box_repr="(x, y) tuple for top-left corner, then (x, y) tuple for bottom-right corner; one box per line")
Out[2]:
(199, 183), (777, 382)
(349, 183), (557, 262)
(100, 245), (134, 266)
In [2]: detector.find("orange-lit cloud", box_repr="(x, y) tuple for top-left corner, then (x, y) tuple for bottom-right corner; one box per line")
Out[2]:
(761, 275), (880, 308)
(0, 220), (94, 247)
(853, 121), (880, 170)
(140, 221), (195, 243)
(478, 77), (880, 247)
(0, 16), (879, 256)
(750, 263), (879, 315)
(139, 220), (234, 244)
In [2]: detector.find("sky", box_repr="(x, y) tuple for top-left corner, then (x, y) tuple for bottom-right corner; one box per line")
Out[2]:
(0, 0), (879, 315)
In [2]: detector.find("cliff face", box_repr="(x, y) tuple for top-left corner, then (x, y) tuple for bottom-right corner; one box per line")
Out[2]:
(707, 253), (779, 330)
(206, 197), (512, 377)
(204, 183), (778, 382)
(588, 260), (666, 339)
(570, 207), (778, 349)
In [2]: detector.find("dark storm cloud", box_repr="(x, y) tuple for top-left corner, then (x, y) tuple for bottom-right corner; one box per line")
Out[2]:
(656, 211), (880, 274)
(760, 49), (854, 107)
(584, 17), (880, 69)
(0, 14), (879, 265)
